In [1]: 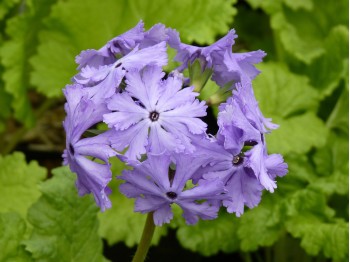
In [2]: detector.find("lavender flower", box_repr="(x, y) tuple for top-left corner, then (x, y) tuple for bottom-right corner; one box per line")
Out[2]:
(219, 79), (278, 137)
(103, 65), (208, 160)
(119, 154), (227, 225)
(211, 50), (266, 87)
(75, 21), (167, 70)
(168, 28), (265, 90)
(192, 136), (287, 217)
(74, 42), (168, 102)
(190, 77), (287, 216)
(167, 28), (237, 71)
(62, 84), (116, 211)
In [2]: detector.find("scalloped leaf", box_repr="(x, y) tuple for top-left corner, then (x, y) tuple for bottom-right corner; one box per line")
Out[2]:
(0, 152), (46, 219)
(24, 167), (106, 262)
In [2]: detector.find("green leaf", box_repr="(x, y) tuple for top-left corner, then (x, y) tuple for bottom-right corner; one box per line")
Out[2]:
(31, 0), (237, 97)
(131, 0), (237, 44)
(252, 63), (328, 154)
(0, 80), (12, 132)
(254, 62), (319, 118)
(277, 155), (316, 193)
(176, 211), (240, 256)
(311, 133), (349, 195)
(249, 0), (348, 64)
(0, 0), (57, 127)
(286, 217), (349, 260)
(305, 26), (349, 98)
(24, 166), (106, 262)
(238, 195), (284, 251)
(0, 0), (21, 21)
(0, 212), (33, 262)
(284, 189), (335, 219)
(265, 113), (328, 155)
(0, 152), (46, 219)
(284, 187), (348, 260)
(326, 84), (349, 134)
(98, 158), (167, 247)
(274, 1), (348, 64)
(283, 0), (313, 11)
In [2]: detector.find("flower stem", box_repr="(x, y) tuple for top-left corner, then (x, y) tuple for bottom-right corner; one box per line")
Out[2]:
(132, 212), (155, 262)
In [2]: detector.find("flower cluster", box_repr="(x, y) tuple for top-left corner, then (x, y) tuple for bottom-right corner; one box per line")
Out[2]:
(62, 21), (287, 225)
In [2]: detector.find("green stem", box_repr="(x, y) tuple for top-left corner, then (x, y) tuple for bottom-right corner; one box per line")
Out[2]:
(132, 212), (156, 262)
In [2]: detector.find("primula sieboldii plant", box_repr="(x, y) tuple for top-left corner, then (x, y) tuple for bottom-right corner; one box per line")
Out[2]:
(62, 21), (287, 261)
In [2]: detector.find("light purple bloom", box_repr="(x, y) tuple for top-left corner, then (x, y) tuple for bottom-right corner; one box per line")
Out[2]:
(75, 21), (167, 70)
(62, 84), (116, 211)
(217, 94), (261, 153)
(191, 136), (287, 217)
(167, 28), (237, 71)
(232, 79), (279, 133)
(211, 49), (266, 87)
(74, 42), (168, 102)
(103, 66), (208, 160)
(119, 154), (227, 225)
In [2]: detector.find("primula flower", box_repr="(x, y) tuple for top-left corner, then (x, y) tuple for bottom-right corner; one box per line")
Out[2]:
(168, 28), (265, 90)
(74, 42), (168, 102)
(192, 136), (287, 217)
(234, 79), (278, 132)
(75, 21), (167, 70)
(103, 65), (208, 160)
(61, 21), (288, 220)
(211, 49), (266, 87)
(119, 154), (228, 225)
(167, 28), (237, 71)
(214, 80), (285, 192)
(62, 84), (116, 211)
(190, 78), (287, 216)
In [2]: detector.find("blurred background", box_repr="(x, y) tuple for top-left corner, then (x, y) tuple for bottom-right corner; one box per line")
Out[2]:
(0, 0), (348, 261)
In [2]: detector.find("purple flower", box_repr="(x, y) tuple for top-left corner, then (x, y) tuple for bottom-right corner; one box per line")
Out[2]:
(74, 42), (168, 102)
(62, 84), (116, 211)
(211, 50), (266, 87)
(75, 21), (167, 70)
(217, 93), (261, 153)
(233, 79), (279, 133)
(167, 28), (237, 71)
(119, 154), (227, 225)
(103, 66), (208, 160)
(192, 136), (287, 217)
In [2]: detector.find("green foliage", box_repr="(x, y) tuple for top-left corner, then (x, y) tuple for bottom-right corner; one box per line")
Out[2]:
(238, 195), (284, 251)
(286, 218), (349, 260)
(0, 82), (12, 132)
(0, 212), (33, 262)
(0, 0), (57, 127)
(176, 211), (240, 256)
(24, 167), (107, 262)
(0, 152), (46, 219)
(0, 0), (21, 21)
(253, 63), (328, 154)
